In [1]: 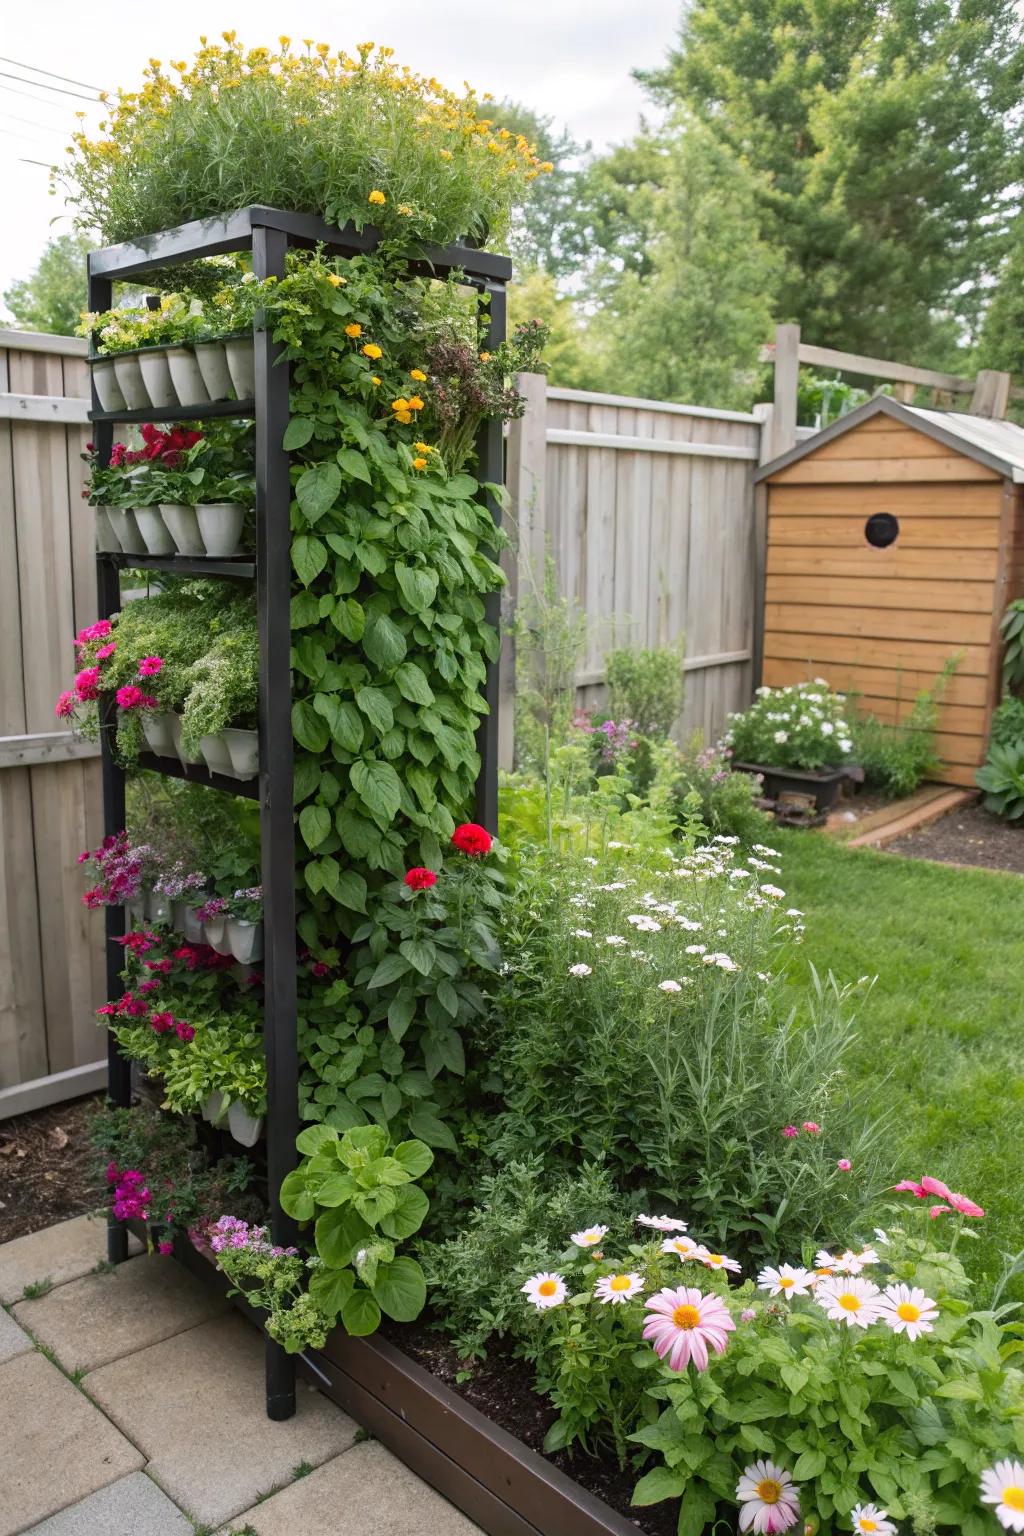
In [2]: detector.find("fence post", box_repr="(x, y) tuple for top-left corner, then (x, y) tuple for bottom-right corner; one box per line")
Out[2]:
(769, 323), (800, 460)
(750, 403), (774, 691)
(500, 371), (548, 771)
(970, 370), (1012, 419)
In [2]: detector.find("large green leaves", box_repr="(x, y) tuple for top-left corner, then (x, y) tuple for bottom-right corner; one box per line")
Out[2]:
(296, 461), (341, 524)
(350, 758), (402, 824)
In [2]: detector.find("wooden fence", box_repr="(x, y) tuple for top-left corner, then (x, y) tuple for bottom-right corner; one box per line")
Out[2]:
(0, 330), (107, 1112)
(502, 376), (762, 763)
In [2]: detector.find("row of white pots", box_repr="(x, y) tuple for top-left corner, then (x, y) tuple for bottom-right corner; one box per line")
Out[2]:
(140, 710), (259, 781)
(92, 337), (255, 413)
(200, 1092), (264, 1147)
(96, 502), (247, 560)
(130, 890), (263, 963)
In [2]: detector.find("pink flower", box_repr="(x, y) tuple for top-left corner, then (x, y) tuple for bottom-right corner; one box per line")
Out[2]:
(929, 1204), (951, 1219)
(95, 642), (117, 659)
(920, 1175), (954, 1202)
(105, 1160), (119, 1184)
(175, 1022), (195, 1043)
(138, 655), (163, 677)
(75, 619), (112, 647)
(74, 667), (101, 701)
(893, 1179), (927, 1198)
(837, 1158), (852, 1171)
(802, 1121), (821, 1135)
(158, 1240), (173, 1256)
(150, 1011), (175, 1033)
(740, 1307), (757, 1323)
(55, 691), (74, 718)
(948, 1191), (985, 1218)
(781, 1126), (799, 1139)
(116, 684), (147, 710)
(642, 1286), (736, 1372)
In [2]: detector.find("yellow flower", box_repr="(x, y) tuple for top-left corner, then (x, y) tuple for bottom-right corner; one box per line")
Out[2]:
(391, 398), (409, 411)
(368, 189), (386, 206)
(371, 376), (381, 386)
(361, 343), (383, 360)
(345, 322), (363, 337)
(408, 395), (424, 411)
(413, 441), (432, 453)
(479, 351), (491, 361)
(440, 148), (453, 160)
(316, 42), (329, 57)
(540, 160), (554, 173)
(327, 274), (345, 288)
(394, 410), (413, 424)
(279, 35), (291, 47)
(409, 369), (427, 382)
(397, 204), (413, 217)
(412, 457), (428, 471)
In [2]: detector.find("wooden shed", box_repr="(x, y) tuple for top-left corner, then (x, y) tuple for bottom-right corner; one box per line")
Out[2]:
(754, 396), (1024, 787)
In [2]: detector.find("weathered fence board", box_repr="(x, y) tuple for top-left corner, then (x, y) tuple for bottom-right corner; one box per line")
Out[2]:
(505, 377), (759, 760)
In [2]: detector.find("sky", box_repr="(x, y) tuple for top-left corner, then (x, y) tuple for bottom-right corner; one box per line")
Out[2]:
(0, 0), (681, 311)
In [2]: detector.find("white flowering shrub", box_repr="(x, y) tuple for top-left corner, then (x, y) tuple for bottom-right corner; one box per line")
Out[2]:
(491, 838), (888, 1261)
(725, 679), (854, 771)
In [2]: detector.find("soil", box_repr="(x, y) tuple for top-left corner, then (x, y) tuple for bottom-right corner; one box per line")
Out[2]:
(0, 1094), (103, 1244)
(383, 1319), (676, 1536)
(886, 801), (1024, 875)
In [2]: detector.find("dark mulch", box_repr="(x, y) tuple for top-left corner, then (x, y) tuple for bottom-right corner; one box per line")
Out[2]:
(0, 1094), (103, 1244)
(887, 801), (1024, 875)
(384, 1320), (675, 1535)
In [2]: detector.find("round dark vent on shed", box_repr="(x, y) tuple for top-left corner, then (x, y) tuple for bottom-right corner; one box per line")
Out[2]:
(864, 512), (899, 548)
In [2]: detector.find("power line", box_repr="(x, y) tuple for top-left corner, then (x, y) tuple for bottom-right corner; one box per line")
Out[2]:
(0, 108), (68, 136)
(0, 79), (88, 113)
(0, 55), (102, 92)
(0, 124), (60, 150)
(0, 70), (97, 102)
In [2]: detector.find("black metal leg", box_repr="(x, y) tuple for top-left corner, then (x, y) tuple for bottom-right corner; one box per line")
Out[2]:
(265, 1337), (297, 1420)
(473, 277), (507, 832)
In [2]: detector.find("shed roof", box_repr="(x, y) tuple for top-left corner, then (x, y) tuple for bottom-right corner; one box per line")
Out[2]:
(755, 394), (1024, 483)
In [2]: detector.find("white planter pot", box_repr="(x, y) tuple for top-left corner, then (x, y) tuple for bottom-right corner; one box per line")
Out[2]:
(222, 727), (259, 779)
(202, 1090), (229, 1126)
(159, 502), (204, 556)
(141, 710), (176, 758)
(194, 339), (234, 401)
(137, 348), (177, 409)
(170, 712), (204, 767)
(112, 354), (149, 410)
(227, 1101), (264, 1147)
(196, 502), (245, 558)
(105, 508), (147, 556)
(171, 900), (190, 933)
(134, 506), (176, 556)
(201, 913), (226, 948)
(124, 898), (145, 930)
(95, 506), (121, 553)
(144, 889), (170, 924)
(183, 905), (205, 943)
(92, 359), (127, 412)
(226, 917), (263, 965)
(166, 346), (209, 407)
(199, 732), (235, 779)
(225, 336), (255, 399)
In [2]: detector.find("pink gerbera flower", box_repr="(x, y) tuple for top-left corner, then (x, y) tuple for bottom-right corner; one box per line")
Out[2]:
(642, 1286), (735, 1371)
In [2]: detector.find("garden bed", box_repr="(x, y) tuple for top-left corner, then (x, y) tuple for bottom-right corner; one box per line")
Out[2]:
(885, 800), (1024, 875)
(0, 1096), (102, 1244)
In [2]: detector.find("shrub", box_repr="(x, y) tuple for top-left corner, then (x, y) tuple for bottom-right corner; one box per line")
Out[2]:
(851, 659), (957, 798)
(669, 735), (771, 845)
(1000, 598), (1024, 692)
(989, 694), (1024, 749)
(490, 843), (889, 1263)
(512, 556), (589, 775)
(605, 642), (685, 740)
(977, 740), (1024, 820)
(59, 37), (551, 248)
(724, 681), (854, 771)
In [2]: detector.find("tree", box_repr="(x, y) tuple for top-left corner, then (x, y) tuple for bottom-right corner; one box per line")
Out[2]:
(507, 269), (596, 390)
(495, 99), (591, 280)
(588, 117), (780, 408)
(978, 217), (1024, 377)
(3, 234), (92, 336)
(639, 0), (1024, 359)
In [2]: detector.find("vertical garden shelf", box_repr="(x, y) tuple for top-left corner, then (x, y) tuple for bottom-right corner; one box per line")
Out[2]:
(89, 207), (510, 1422)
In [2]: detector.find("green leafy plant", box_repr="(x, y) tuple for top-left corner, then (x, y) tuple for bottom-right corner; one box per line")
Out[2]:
(605, 642), (685, 740)
(669, 735), (771, 844)
(180, 630), (260, 753)
(724, 680), (854, 772)
(1000, 599), (1024, 693)
(512, 553), (589, 775)
(852, 659), (958, 798)
(976, 740), (1024, 820)
(208, 1217), (332, 1354)
(989, 694), (1024, 750)
(279, 1122), (433, 1337)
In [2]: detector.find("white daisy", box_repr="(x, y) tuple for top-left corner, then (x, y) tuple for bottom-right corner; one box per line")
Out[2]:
(658, 980), (683, 993)
(521, 1272), (566, 1309)
(757, 1264), (813, 1299)
(569, 1225), (608, 1248)
(815, 1249), (840, 1270)
(850, 1504), (896, 1535)
(981, 1460), (1024, 1532)
(735, 1459), (801, 1534)
(568, 963), (592, 977)
(660, 1235), (702, 1260)
(702, 1250), (741, 1274)
(638, 1214), (688, 1233)
(594, 1272), (644, 1305)
(879, 1283), (938, 1341)
(815, 1276), (882, 1328)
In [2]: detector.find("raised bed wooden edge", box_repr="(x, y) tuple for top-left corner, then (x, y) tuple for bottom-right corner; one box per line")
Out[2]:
(146, 1223), (640, 1536)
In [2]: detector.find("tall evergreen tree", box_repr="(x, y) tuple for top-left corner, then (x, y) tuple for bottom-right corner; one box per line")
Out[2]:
(639, 0), (1024, 358)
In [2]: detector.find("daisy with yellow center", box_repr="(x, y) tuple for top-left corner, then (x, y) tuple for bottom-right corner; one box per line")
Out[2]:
(757, 1263), (813, 1299)
(344, 323), (362, 337)
(521, 1272), (566, 1310)
(410, 369), (427, 382)
(642, 1285), (735, 1372)
(361, 344), (382, 361)
(815, 1276), (882, 1328)
(660, 1235), (701, 1261)
(368, 189), (386, 205)
(594, 1272), (644, 1305)
(703, 1251), (741, 1274)
(878, 1283), (938, 1341)
(981, 1460), (1024, 1531)
(569, 1225), (608, 1248)
(735, 1460), (801, 1533)
(851, 1503), (897, 1535)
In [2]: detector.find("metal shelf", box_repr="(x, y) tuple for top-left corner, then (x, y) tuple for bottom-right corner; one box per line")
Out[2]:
(135, 751), (259, 799)
(100, 552), (255, 579)
(89, 398), (255, 424)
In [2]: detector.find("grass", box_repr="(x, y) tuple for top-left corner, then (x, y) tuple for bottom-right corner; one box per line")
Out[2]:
(775, 829), (1024, 1297)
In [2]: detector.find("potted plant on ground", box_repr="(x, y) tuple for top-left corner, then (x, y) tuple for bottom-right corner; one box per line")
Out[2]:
(723, 679), (859, 820)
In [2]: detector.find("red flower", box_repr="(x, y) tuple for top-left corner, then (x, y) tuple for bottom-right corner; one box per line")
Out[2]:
(451, 822), (492, 856)
(55, 691), (75, 718)
(404, 867), (438, 891)
(109, 442), (127, 467)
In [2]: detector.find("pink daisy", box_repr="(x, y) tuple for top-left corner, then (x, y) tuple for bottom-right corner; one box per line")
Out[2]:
(642, 1285), (735, 1372)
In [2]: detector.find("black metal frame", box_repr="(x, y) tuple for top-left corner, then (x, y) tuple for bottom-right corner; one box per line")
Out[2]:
(91, 206), (510, 1420)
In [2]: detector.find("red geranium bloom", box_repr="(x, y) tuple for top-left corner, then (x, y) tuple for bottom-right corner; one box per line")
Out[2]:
(451, 822), (492, 856)
(404, 867), (438, 891)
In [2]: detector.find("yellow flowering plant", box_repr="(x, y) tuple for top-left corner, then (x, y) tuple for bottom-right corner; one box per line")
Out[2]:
(57, 37), (551, 248)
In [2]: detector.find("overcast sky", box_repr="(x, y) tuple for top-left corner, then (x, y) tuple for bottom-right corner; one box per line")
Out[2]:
(0, 0), (681, 311)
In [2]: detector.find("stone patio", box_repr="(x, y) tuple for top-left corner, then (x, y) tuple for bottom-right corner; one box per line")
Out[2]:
(0, 1219), (482, 1536)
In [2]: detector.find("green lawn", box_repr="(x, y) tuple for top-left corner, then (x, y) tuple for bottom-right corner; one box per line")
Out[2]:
(775, 829), (1024, 1297)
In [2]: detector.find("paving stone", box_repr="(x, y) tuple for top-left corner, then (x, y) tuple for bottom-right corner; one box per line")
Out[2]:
(0, 1214), (141, 1304)
(23, 1472), (193, 1535)
(0, 1350), (143, 1536)
(84, 1312), (356, 1527)
(13, 1252), (228, 1372)
(0, 1305), (32, 1363)
(217, 1440), (483, 1535)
